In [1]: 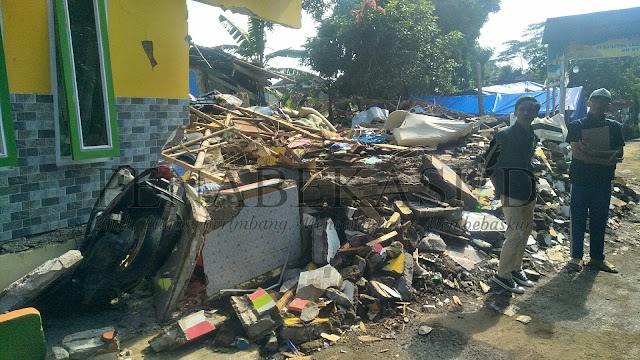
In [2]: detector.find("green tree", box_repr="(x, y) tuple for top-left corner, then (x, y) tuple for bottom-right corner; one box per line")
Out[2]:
(430, 0), (501, 91)
(304, 0), (462, 99)
(495, 22), (547, 83)
(568, 57), (640, 130)
(218, 14), (269, 66)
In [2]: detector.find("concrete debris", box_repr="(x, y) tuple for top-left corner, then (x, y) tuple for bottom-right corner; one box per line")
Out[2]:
(231, 294), (283, 341)
(52, 346), (70, 360)
(418, 325), (433, 335)
(516, 315), (532, 324)
(296, 265), (343, 301)
(12, 99), (639, 360)
(418, 233), (447, 254)
(300, 302), (320, 322)
(0, 250), (83, 313)
(61, 327), (118, 360)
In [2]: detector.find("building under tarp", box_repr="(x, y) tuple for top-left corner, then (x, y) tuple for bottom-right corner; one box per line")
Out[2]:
(412, 84), (587, 122)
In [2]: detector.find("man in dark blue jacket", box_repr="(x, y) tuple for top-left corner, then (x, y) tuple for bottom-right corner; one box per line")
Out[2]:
(484, 95), (540, 294)
(566, 88), (624, 273)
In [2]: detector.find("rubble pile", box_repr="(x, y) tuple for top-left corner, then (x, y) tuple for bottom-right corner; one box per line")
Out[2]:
(149, 99), (638, 356)
(1, 95), (638, 359)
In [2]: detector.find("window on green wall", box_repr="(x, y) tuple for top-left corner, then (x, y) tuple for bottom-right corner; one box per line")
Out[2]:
(52, 0), (119, 161)
(0, 13), (16, 167)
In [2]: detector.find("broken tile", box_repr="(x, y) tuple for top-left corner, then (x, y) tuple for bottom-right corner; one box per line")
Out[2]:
(288, 298), (310, 313)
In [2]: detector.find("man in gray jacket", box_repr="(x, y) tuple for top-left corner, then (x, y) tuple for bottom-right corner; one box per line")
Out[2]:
(484, 95), (540, 294)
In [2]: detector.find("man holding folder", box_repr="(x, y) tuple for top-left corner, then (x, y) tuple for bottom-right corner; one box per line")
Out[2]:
(566, 88), (624, 273)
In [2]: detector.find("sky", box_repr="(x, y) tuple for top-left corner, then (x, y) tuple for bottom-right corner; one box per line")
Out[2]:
(187, 0), (640, 70)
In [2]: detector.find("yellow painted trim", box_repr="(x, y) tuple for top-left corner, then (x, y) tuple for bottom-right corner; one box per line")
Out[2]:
(108, 0), (189, 99)
(2, 0), (51, 94)
(194, 0), (302, 29)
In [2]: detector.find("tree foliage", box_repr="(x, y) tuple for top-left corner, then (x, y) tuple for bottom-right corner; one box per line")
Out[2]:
(569, 57), (640, 127)
(304, 0), (462, 99)
(494, 22), (547, 83)
(217, 15), (269, 66)
(430, 0), (501, 91)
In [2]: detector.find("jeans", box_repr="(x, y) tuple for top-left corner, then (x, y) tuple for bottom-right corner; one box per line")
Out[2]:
(570, 184), (611, 261)
(497, 195), (535, 279)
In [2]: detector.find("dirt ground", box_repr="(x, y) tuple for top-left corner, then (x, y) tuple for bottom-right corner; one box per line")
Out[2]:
(41, 141), (640, 360)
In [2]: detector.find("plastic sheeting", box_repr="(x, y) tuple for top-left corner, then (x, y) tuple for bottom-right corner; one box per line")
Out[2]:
(509, 113), (568, 142)
(388, 111), (473, 146)
(412, 86), (587, 122)
(482, 81), (545, 94)
(413, 95), (497, 115)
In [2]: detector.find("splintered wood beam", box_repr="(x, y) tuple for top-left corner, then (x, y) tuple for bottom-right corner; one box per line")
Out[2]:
(162, 127), (230, 154)
(233, 105), (323, 139)
(160, 154), (225, 184)
(190, 129), (212, 183)
(168, 141), (229, 158)
(366, 231), (398, 247)
(190, 106), (226, 128)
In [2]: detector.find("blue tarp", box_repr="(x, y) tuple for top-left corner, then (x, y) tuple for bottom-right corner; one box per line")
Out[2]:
(413, 94), (497, 115)
(482, 81), (545, 94)
(412, 86), (587, 122)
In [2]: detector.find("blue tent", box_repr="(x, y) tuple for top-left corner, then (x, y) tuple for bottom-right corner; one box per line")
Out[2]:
(412, 85), (587, 122)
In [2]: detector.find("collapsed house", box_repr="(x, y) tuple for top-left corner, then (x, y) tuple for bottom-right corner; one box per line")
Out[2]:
(2, 92), (637, 358)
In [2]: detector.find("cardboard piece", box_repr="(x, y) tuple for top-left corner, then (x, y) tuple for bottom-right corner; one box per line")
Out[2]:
(582, 126), (610, 151)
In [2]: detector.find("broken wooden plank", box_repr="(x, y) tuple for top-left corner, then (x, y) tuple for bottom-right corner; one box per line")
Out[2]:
(276, 288), (295, 312)
(234, 105), (323, 140)
(162, 127), (230, 154)
(366, 231), (398, 247)
(359, 199), (383, 225)
(189, 129), (212, 183)
(190, 106), (226, 128)
(167, 141), (229, 158)
(371, 143), (410, 151)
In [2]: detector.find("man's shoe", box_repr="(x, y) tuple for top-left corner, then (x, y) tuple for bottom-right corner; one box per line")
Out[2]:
(586, 259), (618, 273)
(492, 275), (525, 294)
(567, 258), (583, 272)
(511, 269), (534, 287)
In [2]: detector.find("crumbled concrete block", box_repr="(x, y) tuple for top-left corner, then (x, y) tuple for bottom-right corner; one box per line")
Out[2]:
(300, 302), (319, 322)
(296, 265), (343, 301)
(52, 346), (70, 360)
(0, 250), (83, 312)
(231, 295), (283, 341)
(325, 288), (353, 309)
(280, 318), (332, 345)
(61, 326), (114, 360)
(418, 233), (447, 254)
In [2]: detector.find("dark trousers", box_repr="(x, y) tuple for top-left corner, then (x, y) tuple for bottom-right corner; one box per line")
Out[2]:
(570, 184), (611, 261)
